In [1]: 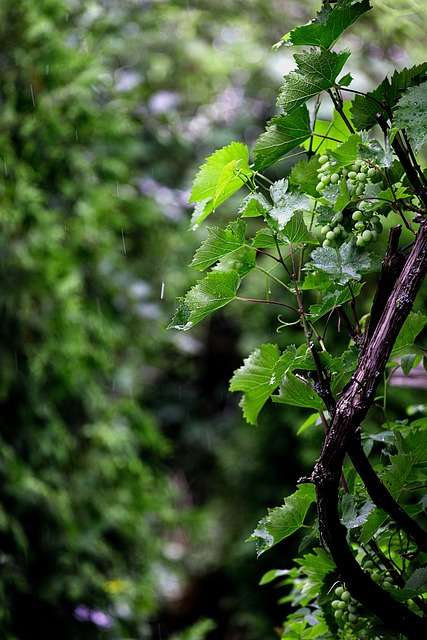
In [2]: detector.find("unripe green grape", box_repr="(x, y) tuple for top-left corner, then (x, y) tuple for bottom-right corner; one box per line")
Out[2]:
(371, 215), (380, 226)
(356, 236), (365, 247)
(364, 560), (374, 570)
(348, 171), (357, 179)
(355, 185), (364, 196)
(341, 591), (351, 602)
(348, 604), (357, 614)
(332, 599), (342, 609)
(342, 168), (349, 176)
(357, 172), (367, 182)
(362, 229), (373, 242)
(367, 167), (377, 178)
(341, 229), (349, 239)
(337, 600), (346, 609)
(323, 239), (331, 247)
(316, 182), (325, 192)
(333, 226), (341, 235)
(326, 230), (335, 241)
(319, 155), (329, 165)
(330, 173), (340, 184)
(358, 200), (368, 210)
(348, 613), (358, 624)
(355, 221), (365, 230)
(321, 174), (331, 185)
(335, 212), (344, 222)
(372, 572), (381, 583)
(334, 609), (344, 619)
(321, 225), (331, 235)
(371, 229), (378, 241)
(352, 211), (363, 221)
(335, 586), (344, 597)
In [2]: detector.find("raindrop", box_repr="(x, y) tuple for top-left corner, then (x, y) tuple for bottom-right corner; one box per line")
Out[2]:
(160, 281), (165, 299)
(29, 83), (35, 108)
(121, 229), (127, 254)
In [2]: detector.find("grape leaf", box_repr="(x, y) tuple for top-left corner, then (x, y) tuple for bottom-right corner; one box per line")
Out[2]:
(253, 105), (312, 171)
(247, 484), (316, 556)
(381, 452), (414, 500)
(251, 228), (282, 248)
(308, 282), (364, 321)
(306, 237), (374, 285)
(268, 179), (310, 232)
(229, 344), (295, 425)
(279, 210), (318, 245)
(404, 568), (427, 594)
(341, 495), (375, 529)
(290, 156), (321, 198)
(284, 0), (372, 50)
(190, 219), (247, 271)
(394, 81), (427, 153)
(351, 62), (427, 131)
(329, 132), (362, 166)
(397, 429), (427, 465)
(391, 311), (427, 356)
(277, 49), (350, 115)
(359, 507), (388, 544)
(188, 142), (254, 227)
(168, 270), (240, 331)
(238, 193), (270, 218)
(294, 547), (336, 598)
(273, 372), (325, 411)
(213, 245), (256, 278)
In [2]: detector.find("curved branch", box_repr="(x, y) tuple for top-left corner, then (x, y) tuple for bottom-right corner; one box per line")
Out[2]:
(312, 219), (427, 637)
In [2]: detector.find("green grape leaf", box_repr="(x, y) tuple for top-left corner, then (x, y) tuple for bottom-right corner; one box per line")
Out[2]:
(273, 372), (325, 410)
(394, 81), (427, 153)
(404, 568), (427, 594)
(238, 193), (271, 218)
(341, 495), (375, 529)
(268, 179), (310, 233)
(381, 453), (414, 500)
(391, 311), (427, 356)
(400, 353), (421, 376)
(229, 344), (295, 425)
(297, 412), (320, 436)
(253, 105), (312, 171)
(279, 210), (318, 245)
(308, 283), (364, 322)
(168, 270), (240, 331)
(248, 484), (316, 556)
(301, 269), (334, 291)
(306, 237), (374, 285)
(329, 132), (362, 166)
(358, 137), (393, 168)
(359, 507), (388, 544)
(397, 429), (427, 465)
(251, 228), (283, 248)
(213, 245), (256, 278)
(284, 0), (371, 50)
(351, 62), (427, 131)
(188, 142), (254, 227)
(294, 547), (336, 598)
(277, 49), (350, 115)
(190, 219), (247, 271)
(290, 156), (322, 198)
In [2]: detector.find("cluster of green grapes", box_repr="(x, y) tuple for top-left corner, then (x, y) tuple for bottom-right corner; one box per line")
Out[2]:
(364, 560), (394, 589)
(316, 155), (384, 248)
(332, 585), (360, 627)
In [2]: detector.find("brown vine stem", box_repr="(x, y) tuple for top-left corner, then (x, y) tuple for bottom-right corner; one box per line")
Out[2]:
(311, 219), (427, 638)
